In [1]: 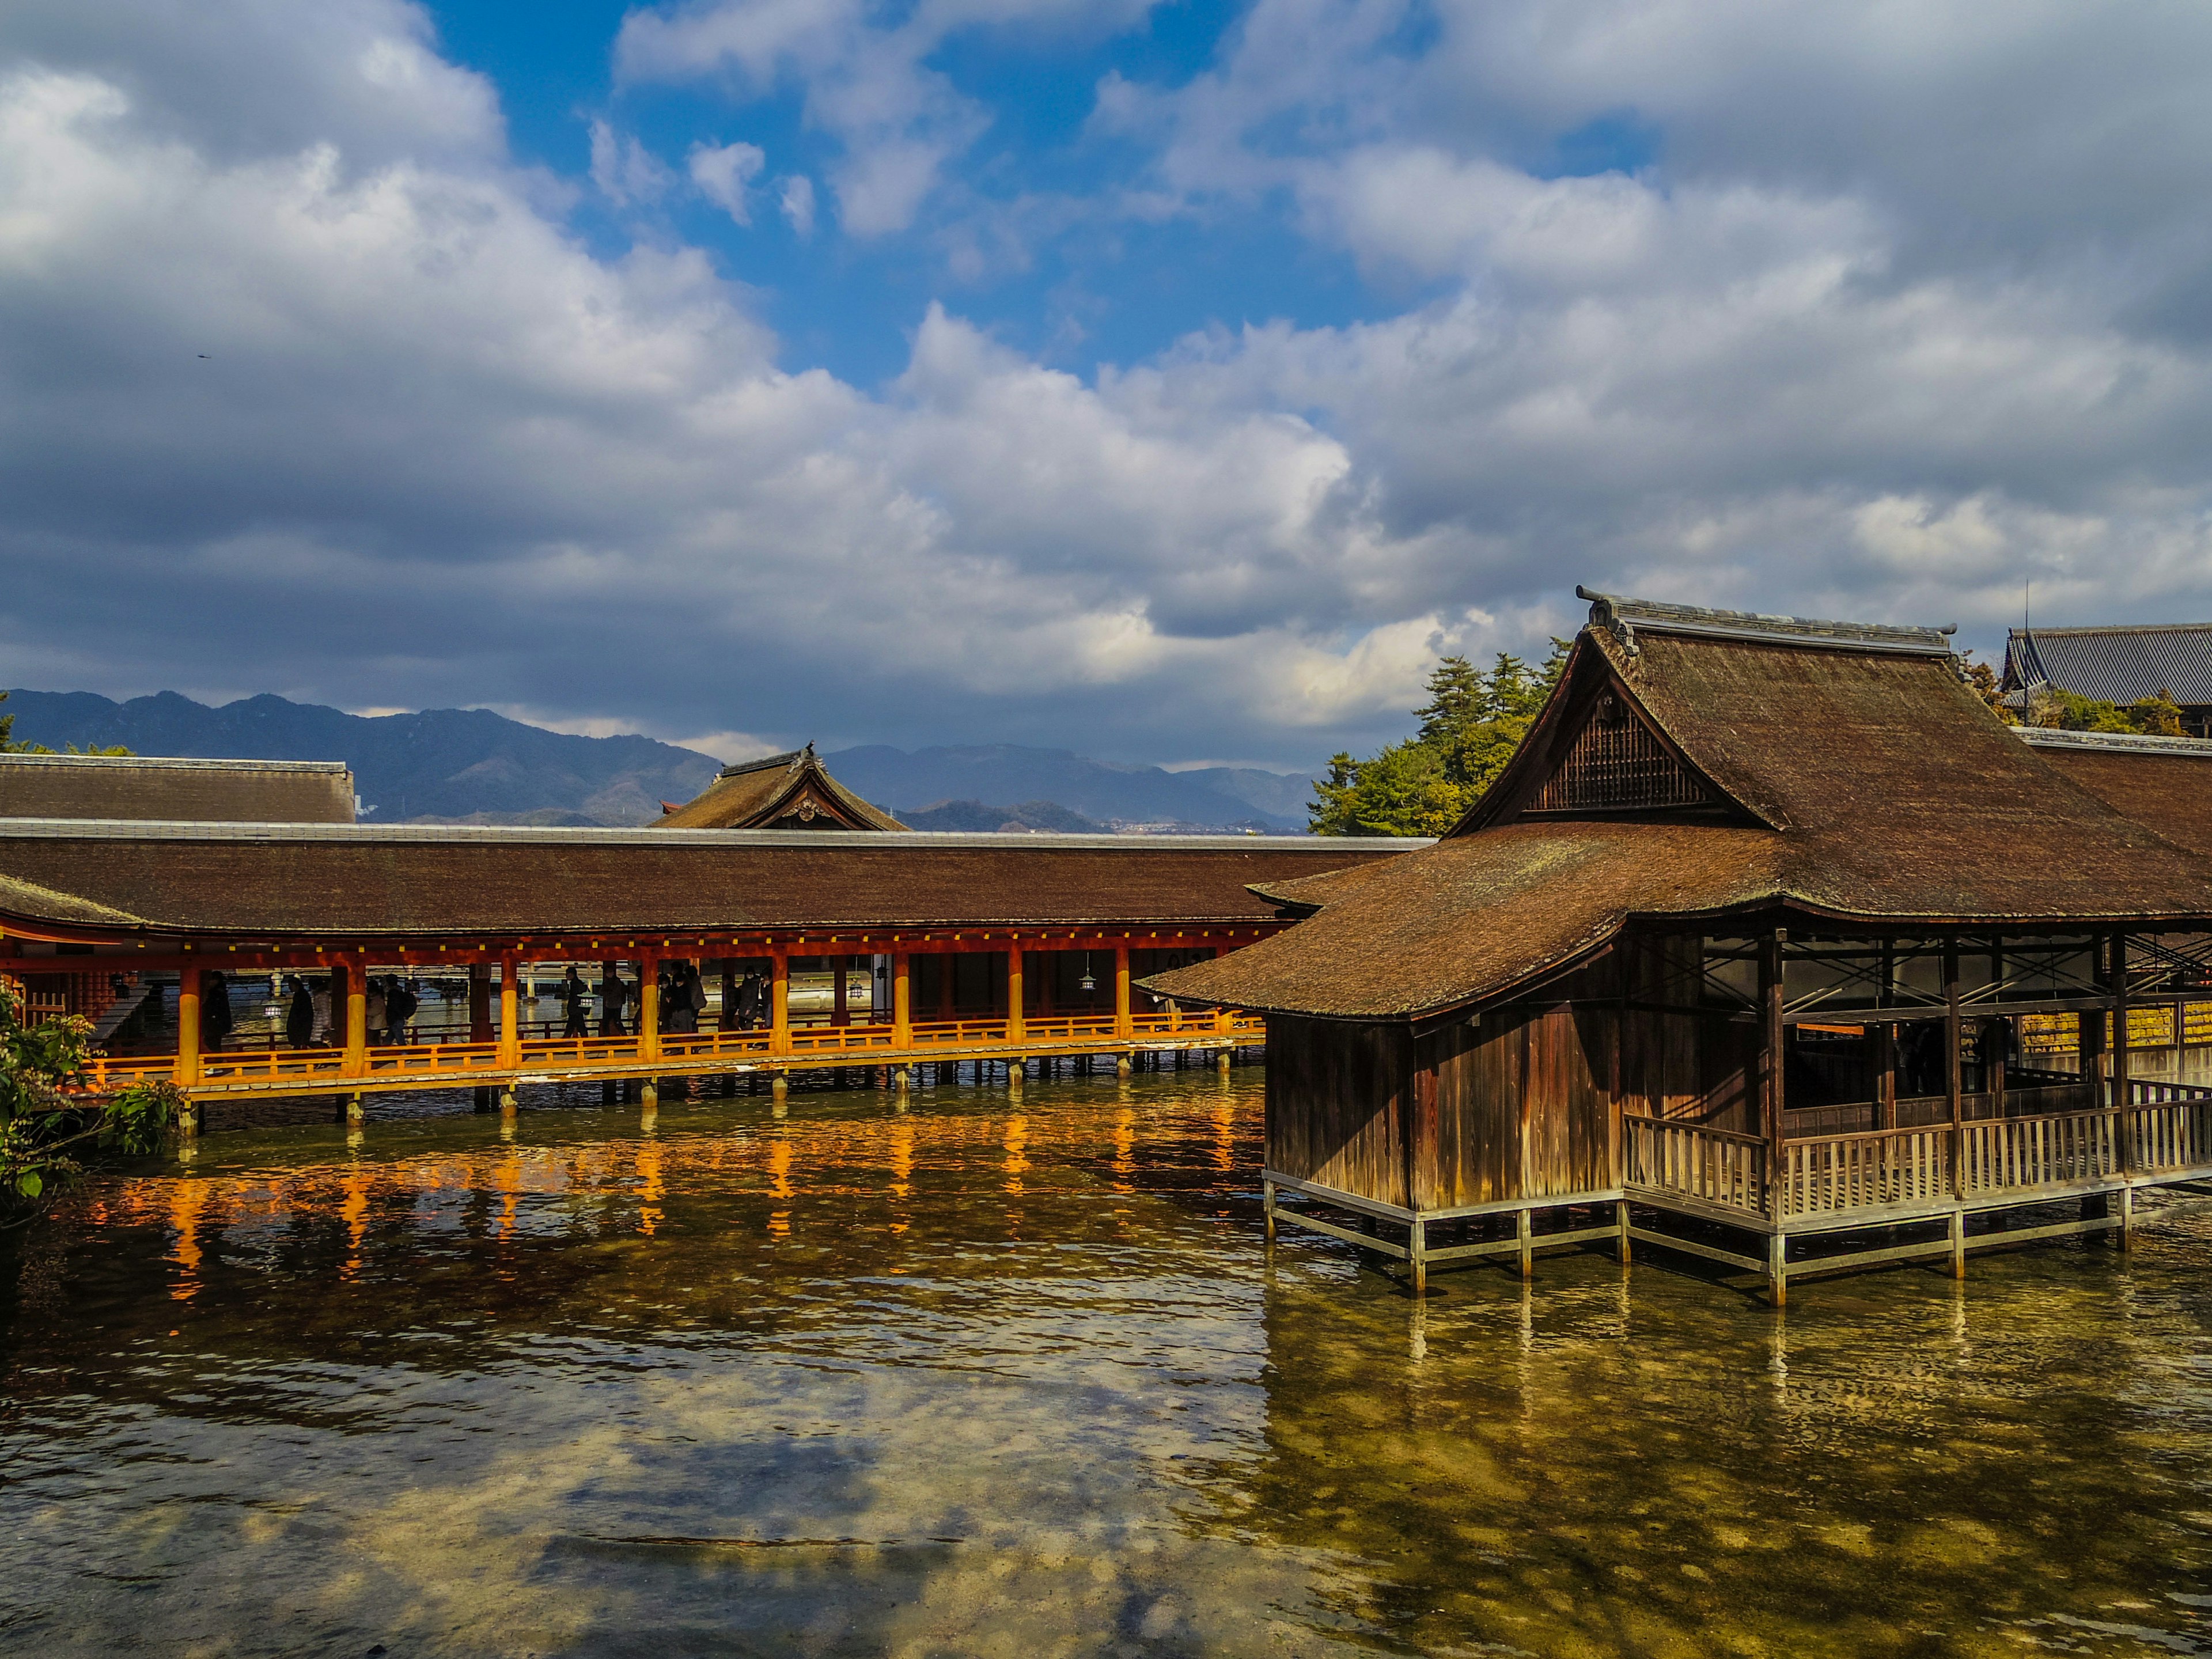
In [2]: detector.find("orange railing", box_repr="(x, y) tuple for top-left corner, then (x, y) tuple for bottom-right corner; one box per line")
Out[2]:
(81, 1009), (1264, 1093)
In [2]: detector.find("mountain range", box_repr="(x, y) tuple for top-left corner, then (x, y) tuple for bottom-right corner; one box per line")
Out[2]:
(0, 690), (1317, 831)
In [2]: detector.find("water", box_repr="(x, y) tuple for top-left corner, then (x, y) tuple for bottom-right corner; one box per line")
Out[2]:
(6, 1070), (2212, 1657)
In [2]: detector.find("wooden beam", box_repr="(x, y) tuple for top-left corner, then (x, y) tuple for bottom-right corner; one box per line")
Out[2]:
(1945, 938), (1964, 1254)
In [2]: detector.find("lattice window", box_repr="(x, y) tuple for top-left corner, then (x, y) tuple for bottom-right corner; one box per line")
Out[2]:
(1527, 694), (1713, 813)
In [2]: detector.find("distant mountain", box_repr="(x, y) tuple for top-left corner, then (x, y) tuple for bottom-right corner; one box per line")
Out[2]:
(900, 798), (1108, 834)
(826, 744), (1315, 831)
(0, 689), (719, 826)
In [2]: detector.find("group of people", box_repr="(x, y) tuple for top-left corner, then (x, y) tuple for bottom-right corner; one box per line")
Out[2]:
(277, 972), (419, 1049)
(558, 962), (755, 1037)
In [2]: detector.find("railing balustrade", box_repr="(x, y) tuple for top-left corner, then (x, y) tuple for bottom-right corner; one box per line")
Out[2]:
(1624, 1116), (1767, 1214)
(1780, 1124), (1950, 1217)
(1958, 1109), (2118, 1197)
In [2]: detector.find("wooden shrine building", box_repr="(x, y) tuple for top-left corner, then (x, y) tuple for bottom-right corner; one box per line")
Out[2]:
(656, 745), (905, 830)
(2003, 624), (2212, 736)
(1148, 589), (2212, 1300)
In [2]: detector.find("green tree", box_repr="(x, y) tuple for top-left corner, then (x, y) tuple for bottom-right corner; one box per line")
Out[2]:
(1310, 642), (1571, 835)
(2025, 685), (2186, 736)
(0, 978), (177, 1216)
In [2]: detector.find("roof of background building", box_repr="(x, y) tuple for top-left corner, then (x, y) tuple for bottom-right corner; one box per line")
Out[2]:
(654, 744), (906, 831)
(1147, 593), (2212, 1024)
(0, 753), (355, 824)
(2003, 626), (2212, 707)
(2016, 727), (2212, 858)
(0, 822), (1414, 939)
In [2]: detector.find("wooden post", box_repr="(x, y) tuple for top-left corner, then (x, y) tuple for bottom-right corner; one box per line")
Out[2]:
(497, 956), (520, 1068)
(892, 952), (911, 1048)
(1007, 941), (1025, 1042)
(2114, 931), (2135, 1246)
(1767, 1231), (1787, 1306)
(176, 965), (202, 1086)
(1616, 1198), (1631, 1266)
(1949, 1206), (1965, 1277)
(1114, 944), (1132, 1038)
(344, 959), (368, 1076)
(1410, 1217), (1427, 1297)
(1516, 1206), (1533, 1279)
(1945, 939), (1965, 1260)
(1762, 929), (1786, 1219)
(1876, 1020), (1897, 1131)
(639, 951), (661, 1062)
(770, 949), (790, 1055)
(1263, 1178), (1276, 1241)
(833, 960), (849, 1028)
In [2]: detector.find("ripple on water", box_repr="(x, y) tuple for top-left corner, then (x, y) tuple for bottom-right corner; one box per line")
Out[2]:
(3, 1071), (2212, 1657)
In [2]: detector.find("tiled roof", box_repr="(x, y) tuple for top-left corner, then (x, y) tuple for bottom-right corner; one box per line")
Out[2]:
(2004, 626), (2212, 707)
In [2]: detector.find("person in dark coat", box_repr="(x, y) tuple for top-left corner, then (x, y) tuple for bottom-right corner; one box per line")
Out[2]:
(285, 975), (314, 1048)
(597, 964), (627, 1037)
(199, 971), (233, 1051)
(386, 976), (418, 1045)
(562, 967), (590, 1039)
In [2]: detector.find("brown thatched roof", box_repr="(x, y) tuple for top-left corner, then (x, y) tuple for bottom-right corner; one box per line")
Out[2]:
(655, 745), (906, 831)
(0, 824), (1410, 941)
(2018, 728), (2212, 857)
(0, 755), (355, 824)
(1147, 591), (2212, 1024)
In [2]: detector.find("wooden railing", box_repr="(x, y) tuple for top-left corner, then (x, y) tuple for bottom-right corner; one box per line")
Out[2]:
(78, 1009), (1264, 1093)
(1779, 1124), (1950, 1218)
(1959, 1109), (2119, 1198)
(1624, 1116), (1767, 1214)
(2129, 1095), (2212, 1173)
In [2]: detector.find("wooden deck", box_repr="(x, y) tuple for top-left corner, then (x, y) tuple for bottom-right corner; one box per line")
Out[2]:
(89, 1009), (1265, 1101)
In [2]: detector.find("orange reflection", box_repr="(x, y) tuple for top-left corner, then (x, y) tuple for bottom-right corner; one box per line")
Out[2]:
(1003, 1114), (1029, 1196)
(339, 1168), (370, 1279)
(1112, 1107), (1135, 1194)
(768, 1132), (793, 1238)
(1212, 1098), (1235, 1174)
(888, 1118), (914, 1237)
(168, 1181), (205, 1302)
(637, 1139), (664, 1237)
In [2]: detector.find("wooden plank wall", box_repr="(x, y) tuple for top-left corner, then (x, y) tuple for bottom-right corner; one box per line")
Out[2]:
(1264, 1014), (1412, 1207)
(1619, 934), (1760, 1134)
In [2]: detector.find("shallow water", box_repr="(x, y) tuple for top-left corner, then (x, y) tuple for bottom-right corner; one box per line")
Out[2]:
(5, 1069), (2212, 1657)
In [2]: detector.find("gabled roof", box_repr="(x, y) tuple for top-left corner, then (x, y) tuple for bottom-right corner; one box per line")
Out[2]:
(2002, 625), (2212, 707)
(2017, 727), (2212, 858)
(1147, 590), (2212, 1023)
(0, 753), (355, 824)
(654, 744), (906, 831)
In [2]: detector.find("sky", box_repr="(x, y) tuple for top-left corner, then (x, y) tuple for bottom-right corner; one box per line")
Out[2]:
(4, 1), (2212, 771)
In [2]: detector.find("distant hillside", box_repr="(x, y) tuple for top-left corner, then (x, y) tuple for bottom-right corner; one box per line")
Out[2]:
(0, 690), (719, 825)
(826, 745), (1313, 832)
(900, 798), (1107, 834)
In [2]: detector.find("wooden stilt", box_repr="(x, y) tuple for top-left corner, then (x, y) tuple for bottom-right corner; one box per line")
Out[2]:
(1949, 1206), (1965, 1278)
(1263, 1179), (1276, 1241)
(1410, 1216), (1427, 1297)
(1517, 1206), (1533, 1279)
(345, 1092), (364, 1125)
(1617, 1199), (1631, 1266)
(1768, 1230), (1787, 1306)
(2120, 1183), (2135, 1249)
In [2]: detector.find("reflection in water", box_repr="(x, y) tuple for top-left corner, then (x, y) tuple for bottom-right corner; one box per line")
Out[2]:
(5, 1071), (2212, 1657)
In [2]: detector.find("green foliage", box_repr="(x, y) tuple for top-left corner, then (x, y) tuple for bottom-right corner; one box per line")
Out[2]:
(2027, 686), (2184, 737)
(0, 978), (176, 1219)
(1310, 642), (1571, 836)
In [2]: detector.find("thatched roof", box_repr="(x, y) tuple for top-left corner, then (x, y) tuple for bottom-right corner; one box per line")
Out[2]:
(2018, 728), (2212, 857)
(0, 754), (354, 824)
(0, 823), (1410, 941)
(655, 745), (906, 831)
(1146, 590), (2212, 1024)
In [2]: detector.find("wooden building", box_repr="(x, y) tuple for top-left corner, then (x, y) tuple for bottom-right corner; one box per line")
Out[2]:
(1149, 590), (2212, 1300)
(0, 822), (1411, 1115)
(655, 745), (904, 830)
(2003, 624), (2212, 735)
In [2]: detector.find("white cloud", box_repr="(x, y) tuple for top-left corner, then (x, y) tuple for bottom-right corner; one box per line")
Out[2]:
(778, 172), (814, 237)
(687, 138), (764, 222)
(589, 118), (674, 207)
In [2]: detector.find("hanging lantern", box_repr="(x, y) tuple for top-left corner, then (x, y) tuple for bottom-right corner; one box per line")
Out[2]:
(1078, 951), (1096, 994)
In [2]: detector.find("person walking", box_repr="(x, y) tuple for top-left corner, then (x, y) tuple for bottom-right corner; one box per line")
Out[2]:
(597, 964), (626, 1038)
(200, 970), (233, 1052)
(285, 975), (314, 1048)
(365, 980), (388, 1047)
(387, 977), (418, 1045)
(562, 967), (589, 1039)
(312, 977), (333, 1046)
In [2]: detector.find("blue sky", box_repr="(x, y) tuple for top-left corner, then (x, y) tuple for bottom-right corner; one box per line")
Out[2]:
(4, 1), (2212, 771)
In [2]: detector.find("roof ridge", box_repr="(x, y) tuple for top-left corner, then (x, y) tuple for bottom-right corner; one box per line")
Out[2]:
(2016, 728), (2212, 757)
(0, 754), (350, 772)
(715, 747), (807, 779)
(2007, 624), (2212, 638)
(1576, 587), (1956, 657)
